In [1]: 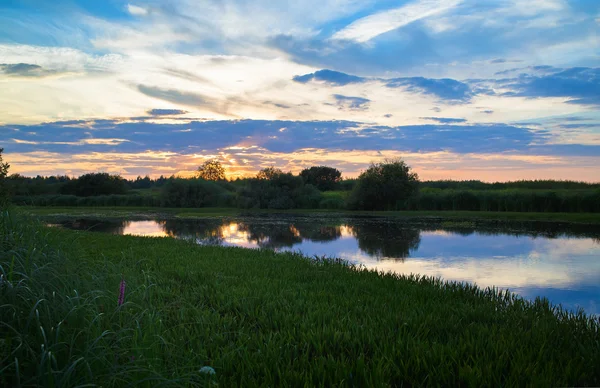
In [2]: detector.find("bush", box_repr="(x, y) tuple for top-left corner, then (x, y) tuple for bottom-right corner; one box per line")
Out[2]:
(299, 166), (342, 191)
(237, 170), (321, 210)
(348, 159), (419, 211)
(160, 178), (233, 208)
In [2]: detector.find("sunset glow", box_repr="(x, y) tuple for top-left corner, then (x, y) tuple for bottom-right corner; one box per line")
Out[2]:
(1, 1), (599, 180)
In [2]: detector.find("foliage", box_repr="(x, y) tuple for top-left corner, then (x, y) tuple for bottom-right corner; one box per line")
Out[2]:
(197, 159), (226, 181)
(422, 179), (600, 190)
(338, 178), (357, 191)
(299, 166), (342, 191)
(1, 211), (599, 386)
(405, 188), (600, 213)
(160, 178), (234, 208)
(60, 173), (128, 197)
(6, 164), (600, 214)
(256, 166), (283, 180)
(0, 148), (10, 204)
(238, 170), (321, 209)
(348, 158), (420, 210)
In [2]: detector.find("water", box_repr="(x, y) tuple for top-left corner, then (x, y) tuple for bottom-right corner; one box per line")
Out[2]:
(54, 215), (600, 315)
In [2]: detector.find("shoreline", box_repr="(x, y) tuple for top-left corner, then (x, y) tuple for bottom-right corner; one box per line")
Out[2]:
(20, 205), (600, 225)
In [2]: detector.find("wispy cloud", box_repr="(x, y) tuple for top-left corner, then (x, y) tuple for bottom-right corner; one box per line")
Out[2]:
(332, 94), (370, 111)
(420, 117), (467, 124)
(127, 4), (149, 16)
(147, 109), (189, 116)
(0, 63), (53, 77)
(332, 0), (463, 43)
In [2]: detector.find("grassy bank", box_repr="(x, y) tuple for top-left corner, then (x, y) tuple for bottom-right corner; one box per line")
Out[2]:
(20, 205), (600, 224)
(1, 210), (599, 386)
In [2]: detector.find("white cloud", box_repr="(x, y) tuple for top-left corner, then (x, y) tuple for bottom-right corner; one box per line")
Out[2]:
(127, 4), (148, 16)
(332, 0), (463, 43)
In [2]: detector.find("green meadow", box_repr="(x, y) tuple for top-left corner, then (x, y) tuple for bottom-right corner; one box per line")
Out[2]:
(1, 209), (599, 386)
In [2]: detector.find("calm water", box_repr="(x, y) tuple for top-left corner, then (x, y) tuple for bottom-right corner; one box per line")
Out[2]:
(54, 216), (600, 315)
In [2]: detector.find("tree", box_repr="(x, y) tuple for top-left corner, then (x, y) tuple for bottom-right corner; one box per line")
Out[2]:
(348, 158), (419, 211)
(61, 173), (128, 197)
(0, 148), (10, 204)
(197, 159), (226, 181)
(0, 148), (9, 180)
(299, 166), (342, 191)
(256, 167), (283, 180)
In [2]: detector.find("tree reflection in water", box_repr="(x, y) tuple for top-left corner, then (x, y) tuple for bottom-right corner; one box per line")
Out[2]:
(57, 217), (600, 261)
(58, 219), (130, 235)
(158, 219), (347, 249)
(349, 221), (421, 261)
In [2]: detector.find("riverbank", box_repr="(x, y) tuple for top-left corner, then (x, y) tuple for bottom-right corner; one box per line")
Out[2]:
(1, 210), (598, 386)
(20, 205), (600, 224)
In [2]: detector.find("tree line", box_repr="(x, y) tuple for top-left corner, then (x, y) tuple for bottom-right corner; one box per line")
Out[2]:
(2, 149), (600, 213)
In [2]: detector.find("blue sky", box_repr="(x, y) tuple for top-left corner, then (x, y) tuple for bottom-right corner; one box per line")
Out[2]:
(0, 0), (599, 180)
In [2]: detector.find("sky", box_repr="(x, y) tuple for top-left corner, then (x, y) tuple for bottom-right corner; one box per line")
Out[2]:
(0, 0), (599, 181)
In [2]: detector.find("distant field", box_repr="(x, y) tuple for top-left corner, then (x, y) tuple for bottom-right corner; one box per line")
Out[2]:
(20, 206), (600, 224)
(2, 210), (599, 386)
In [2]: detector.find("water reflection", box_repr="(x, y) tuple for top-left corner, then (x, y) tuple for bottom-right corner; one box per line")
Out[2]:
(349, 222), (421, 261)
(54, 216), (600, 315)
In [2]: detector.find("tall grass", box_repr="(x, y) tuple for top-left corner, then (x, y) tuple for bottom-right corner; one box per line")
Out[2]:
(407, 188), (600, 213)
(0, 210), (190, 386)
(1, 209), (599, 386)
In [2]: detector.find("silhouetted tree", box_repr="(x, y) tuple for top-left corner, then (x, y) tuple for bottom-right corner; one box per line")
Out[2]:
(197, 160), (226, 181)
(0, 148), (10, 204)
(256, 167), (283, 180)
(61, 173), (128, 197)
(299, 166), (342, 191)
(348, 158), (419, 210)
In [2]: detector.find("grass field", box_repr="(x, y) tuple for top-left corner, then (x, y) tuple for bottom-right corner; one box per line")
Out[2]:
(1, 209), (599, 386)
(20, 205), (600, 224)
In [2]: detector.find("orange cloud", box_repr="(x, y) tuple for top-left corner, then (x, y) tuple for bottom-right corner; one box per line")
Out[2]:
(5, 148), (600, 182)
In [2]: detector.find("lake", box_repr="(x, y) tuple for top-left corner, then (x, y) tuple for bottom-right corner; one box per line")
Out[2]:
(53, 215), (600, 315)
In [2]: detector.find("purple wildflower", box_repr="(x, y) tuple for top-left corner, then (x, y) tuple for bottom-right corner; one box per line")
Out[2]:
(118, 279), (126, 306)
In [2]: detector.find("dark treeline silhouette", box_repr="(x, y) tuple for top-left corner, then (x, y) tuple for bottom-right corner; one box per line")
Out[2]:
(421, 180), (600, 190)
(6, 159), (600, 213)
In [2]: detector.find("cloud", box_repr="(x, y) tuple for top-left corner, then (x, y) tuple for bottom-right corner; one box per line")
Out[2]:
(420, 117), (467, 123)
(385, 77), (473, 102)
(7, 147), (600, 182)
(294, 69), (474, 102)
(262, 101), (291, 109)
(0, 117), (556, 156)
(0, 63), (55, 77)
(332, 94), (370, 111)
(137, 85), (210, 107)
(127, 4), (148, 16)
(293, 69), (365, 86)
(147, 109), (189, 116)
(294, 66), (599, 107)
(332, 0), (463, 43)
(502, 67), (600, 106)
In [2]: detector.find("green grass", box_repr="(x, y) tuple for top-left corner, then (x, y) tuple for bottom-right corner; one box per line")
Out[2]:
(1, 209), (599, 386)
(19, 205), (600, 224)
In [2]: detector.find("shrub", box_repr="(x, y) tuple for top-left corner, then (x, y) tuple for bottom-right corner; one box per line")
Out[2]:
(348, 158), (419, 211)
